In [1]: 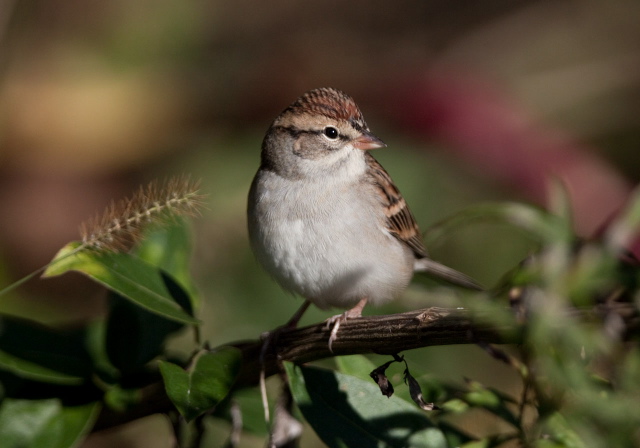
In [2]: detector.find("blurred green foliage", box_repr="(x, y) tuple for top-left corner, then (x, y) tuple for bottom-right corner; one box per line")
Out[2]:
(1, 3), (640, 446)
(0, 180), (638, 447)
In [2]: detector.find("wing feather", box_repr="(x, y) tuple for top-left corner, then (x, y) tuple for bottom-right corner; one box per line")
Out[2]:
(364, 153), (428, 259)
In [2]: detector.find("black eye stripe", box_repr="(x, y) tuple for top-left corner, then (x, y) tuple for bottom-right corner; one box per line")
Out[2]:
(276, 125), (349, 141)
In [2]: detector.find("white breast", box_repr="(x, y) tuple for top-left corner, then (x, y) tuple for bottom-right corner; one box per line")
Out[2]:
(248, 152), (415, 310)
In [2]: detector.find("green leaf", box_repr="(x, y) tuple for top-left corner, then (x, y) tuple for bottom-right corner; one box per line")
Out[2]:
(426, 202), (571, 247)
(285, 363), (447, 448)
(462, 380), (519, 428)
(440, 398), (469, 413)
(461, 435), (521, 448)
(159, 347), (241, 422)
(0, 351), (83, 386)
(82, 320), (119, 383)
(136, 219), (200, 308)
(43, 242), (198, 325)
(0, 399), (100, 448)
(540, 412), (587, 448)
(103, 384), (143, 412)
(0, 316), (91, 384)
(214, 387), (269, 437)
(335, 354), (377, 382)
(546, 179), (573, 228)
(105, 288), (185, 375)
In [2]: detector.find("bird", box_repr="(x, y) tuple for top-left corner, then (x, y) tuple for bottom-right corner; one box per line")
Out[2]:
(247, 87), (480, 351)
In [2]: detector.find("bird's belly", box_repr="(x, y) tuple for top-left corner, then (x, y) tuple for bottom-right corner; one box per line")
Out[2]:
(254, 194), (414, 310)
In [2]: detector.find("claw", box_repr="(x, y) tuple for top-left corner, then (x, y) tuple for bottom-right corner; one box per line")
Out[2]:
(325, 313), (346, 352)
(324, 297), (368, 353)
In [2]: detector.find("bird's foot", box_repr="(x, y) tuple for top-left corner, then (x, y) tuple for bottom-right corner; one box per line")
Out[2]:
(325, 297), (368, 352)
(325, 313), (347, 353)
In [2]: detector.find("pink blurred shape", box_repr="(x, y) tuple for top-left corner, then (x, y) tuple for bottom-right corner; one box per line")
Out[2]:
(383, 71), (632, 238)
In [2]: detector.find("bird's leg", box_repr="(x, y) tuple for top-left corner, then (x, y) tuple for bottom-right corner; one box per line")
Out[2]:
(260, 300), (311, 346)
(325, 297), (368, 352)
(284, 300), (311, 328)
(260, 300), (311, 364)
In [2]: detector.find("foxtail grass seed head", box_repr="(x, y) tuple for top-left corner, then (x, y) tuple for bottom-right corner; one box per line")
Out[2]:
(80, 176), (205, 253)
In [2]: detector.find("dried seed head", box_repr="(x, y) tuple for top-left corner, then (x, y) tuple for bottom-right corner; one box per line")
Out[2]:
(80, 176), (205, 253)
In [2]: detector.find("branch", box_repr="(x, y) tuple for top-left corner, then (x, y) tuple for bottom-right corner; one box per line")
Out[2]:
(93, 303), (638, 432)
(93, 306), (513, 431)
(232, 306), (517, 386)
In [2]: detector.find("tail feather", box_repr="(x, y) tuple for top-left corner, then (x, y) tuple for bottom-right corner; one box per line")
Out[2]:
(414, 258), (483, 291)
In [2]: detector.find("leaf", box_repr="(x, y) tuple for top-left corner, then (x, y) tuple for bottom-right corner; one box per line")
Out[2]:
(136, 219), (200, 308)
(105, 285), (186, 375)
(215, 387), (269, 437)
(461, 435), (521, 448)
(370, 360), (397, 398)
(335, 354), (377, 381)
(159, 347), (241, 422)
(82, 320), (119, 382)
(404, 368), (438, 411)
(440, 398), (469, 413)
(541, 412), (587, 448)
(0, 399), (100, 448)
(462, 379), (519, 428)
(285, 363), (448, 448)
(547, 179), (573, 228)
(103, 385), (143, 412)
(426, 202), (571, 247)
(0, 316), (91, 385)
(0, 351), (83, 386)
(605, 184), (640, 252)
(338, 355), (403, 398)
(43, 242), (198, 325)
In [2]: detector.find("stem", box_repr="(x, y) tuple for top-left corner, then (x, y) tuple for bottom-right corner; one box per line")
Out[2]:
(0, 243), (89, 297)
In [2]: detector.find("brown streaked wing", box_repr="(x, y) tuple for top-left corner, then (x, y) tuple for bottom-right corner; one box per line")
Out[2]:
(364, 153), (429, 259)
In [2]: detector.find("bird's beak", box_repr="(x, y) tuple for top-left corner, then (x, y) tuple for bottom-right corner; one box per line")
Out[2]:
(353, 131), (386, 150)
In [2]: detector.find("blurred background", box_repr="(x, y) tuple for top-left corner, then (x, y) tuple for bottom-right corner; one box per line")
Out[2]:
(1, 1), (639, 446)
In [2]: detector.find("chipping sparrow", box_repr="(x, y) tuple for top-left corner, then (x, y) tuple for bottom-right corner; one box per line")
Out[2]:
(247, 87), (480, 350)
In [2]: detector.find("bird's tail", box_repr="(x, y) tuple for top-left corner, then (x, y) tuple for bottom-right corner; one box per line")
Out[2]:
(414, 258), (483, 291)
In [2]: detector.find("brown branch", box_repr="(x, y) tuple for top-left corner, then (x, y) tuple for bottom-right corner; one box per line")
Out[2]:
(232, 306), (518, 386)
(93, 303), (638, 432)
(93, 306), (515, 431)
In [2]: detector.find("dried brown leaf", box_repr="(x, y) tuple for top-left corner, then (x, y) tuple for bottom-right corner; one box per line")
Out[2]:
(370, 359), (396, 398)
(404, 368), (439, 411)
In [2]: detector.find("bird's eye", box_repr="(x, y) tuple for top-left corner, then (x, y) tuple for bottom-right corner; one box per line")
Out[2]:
(323, 126), (339, 140)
